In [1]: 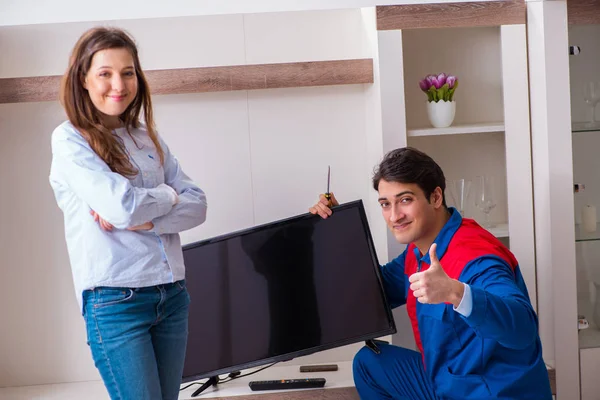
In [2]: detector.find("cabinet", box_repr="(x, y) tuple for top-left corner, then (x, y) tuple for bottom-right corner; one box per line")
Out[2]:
(373, 3), (536, 307)
(569, 18), (600, 400)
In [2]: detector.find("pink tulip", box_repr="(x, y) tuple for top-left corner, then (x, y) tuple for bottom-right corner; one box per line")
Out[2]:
(419, 79), (429, 91)
(437, 73), (447, 86)
(447, 75), (457, 88)
(425, 75), (436, 87)
(431, 76), (443, 89)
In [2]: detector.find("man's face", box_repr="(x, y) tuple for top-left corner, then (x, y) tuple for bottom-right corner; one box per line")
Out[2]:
(377, 179), (441, 245)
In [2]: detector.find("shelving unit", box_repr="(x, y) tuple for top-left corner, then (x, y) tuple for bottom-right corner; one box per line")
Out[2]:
(569, 13), (600, 398)
(376, 7), (560, 389)
(398, 24), (511, 238)
(375, 0), (536, 318)
(377, 19), (527, 273)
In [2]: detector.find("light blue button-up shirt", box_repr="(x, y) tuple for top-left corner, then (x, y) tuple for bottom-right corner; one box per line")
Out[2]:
(49, 121), (207, 311)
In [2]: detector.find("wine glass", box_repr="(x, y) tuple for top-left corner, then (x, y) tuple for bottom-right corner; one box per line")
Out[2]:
(583, 81), (600, 128)
(474, 175), (497, 228)
(446, 178), (472, 217)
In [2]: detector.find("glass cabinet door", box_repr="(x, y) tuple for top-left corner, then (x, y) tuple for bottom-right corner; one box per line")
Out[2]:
(569, 18), (600, 400)
(570, 23), (600, 349)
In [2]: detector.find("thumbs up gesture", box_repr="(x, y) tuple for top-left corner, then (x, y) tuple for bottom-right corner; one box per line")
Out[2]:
(408, 243), (464, 307)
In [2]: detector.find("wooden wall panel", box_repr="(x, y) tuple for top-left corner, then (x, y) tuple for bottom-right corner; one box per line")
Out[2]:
(568, 0), (600, 25)
(376, 1), (526, 30)
(0, 59), (373, 104)
(0, 75), (62, 104)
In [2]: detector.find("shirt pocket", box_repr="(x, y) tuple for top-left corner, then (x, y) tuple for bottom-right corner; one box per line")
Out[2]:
(418, 303), (462, 351)
(135, 145), (165, 188)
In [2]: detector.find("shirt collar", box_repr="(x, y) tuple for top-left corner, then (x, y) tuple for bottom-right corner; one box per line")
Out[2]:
(417, 207), (462, 263)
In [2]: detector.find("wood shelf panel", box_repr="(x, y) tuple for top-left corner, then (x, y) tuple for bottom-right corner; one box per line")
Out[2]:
(0, 59), (374, 104)
(0, 75), (62, 104)
(376, 1), (526, 30)
(568, 0), (600, 25)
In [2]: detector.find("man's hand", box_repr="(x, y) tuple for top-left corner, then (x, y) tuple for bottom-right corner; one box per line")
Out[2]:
(90, 210), (113, 231)
(308, 192), (339, 219)
(128, 222), (154, 231)
(408, 243), (464, 307)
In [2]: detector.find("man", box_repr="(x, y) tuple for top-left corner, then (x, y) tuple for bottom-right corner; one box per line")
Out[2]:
(309, 147), (551, 400)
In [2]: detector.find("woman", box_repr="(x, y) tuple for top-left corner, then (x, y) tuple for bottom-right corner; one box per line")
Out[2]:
(49, 27), (207, 400)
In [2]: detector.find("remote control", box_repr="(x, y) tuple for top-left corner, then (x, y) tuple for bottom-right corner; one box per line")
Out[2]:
(249, 378), (326, 391)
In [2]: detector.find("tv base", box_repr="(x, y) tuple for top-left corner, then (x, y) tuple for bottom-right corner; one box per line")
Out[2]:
(191, 376), (219, 397)
(365, 339), (388, 354)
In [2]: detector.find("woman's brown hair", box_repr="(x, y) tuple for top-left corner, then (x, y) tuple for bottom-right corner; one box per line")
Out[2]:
(60, 27), (164, 177)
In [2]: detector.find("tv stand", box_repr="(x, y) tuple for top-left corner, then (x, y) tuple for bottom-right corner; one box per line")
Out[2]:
(191, 376), (219, 397)
(365, 339), (389, 355)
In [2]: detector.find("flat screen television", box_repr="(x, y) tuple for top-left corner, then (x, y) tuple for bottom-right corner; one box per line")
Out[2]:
(181, 200), (396, 384)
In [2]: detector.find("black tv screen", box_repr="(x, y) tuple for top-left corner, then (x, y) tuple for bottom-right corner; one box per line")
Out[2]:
(181, 200), (396, 382)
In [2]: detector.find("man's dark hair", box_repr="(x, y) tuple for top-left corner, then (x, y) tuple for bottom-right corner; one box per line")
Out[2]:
(372, 147), (447, 206)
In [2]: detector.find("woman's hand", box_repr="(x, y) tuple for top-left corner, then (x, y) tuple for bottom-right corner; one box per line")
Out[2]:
(127, 222), (154, 231)
(90, 210), (113, 231)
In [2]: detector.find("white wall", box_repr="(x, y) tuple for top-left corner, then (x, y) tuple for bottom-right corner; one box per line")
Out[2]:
(0, 9), (395, 387)
(0, 0), (473, 27)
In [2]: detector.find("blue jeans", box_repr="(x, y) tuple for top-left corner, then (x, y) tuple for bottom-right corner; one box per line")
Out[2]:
(83, 281), (190, 400)
(353, 343), (438, 400)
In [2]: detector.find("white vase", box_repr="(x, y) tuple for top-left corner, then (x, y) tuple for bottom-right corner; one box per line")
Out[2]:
(426, 100), (456, 128)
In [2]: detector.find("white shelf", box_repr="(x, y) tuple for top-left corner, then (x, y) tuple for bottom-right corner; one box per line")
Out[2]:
(0, 361), (355, 400)
(489, 223), (509, 238)
(408, 123), (505, 137)
(572, 121), (600, 134)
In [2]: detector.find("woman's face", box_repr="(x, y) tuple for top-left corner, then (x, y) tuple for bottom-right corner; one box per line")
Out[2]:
(84, 47), (138, 128)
